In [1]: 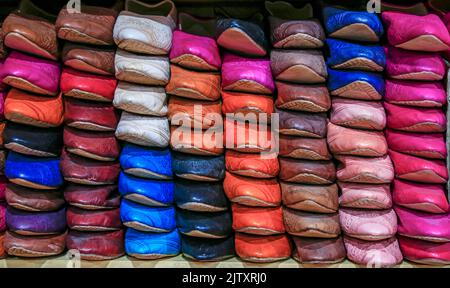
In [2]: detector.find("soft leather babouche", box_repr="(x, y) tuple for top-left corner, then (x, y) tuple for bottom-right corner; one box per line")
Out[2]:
(225, 150), (279, 178)
(174, 180), (227, 212)
(386, 129), (447, 159)
(224, 118), (273, 153)
(398, 236), (450, 265)
(0, 203), (5, 232)
(382, 11), (450, 52)
(121, 199), (176, 232)
(279, 135), (331, 160)
(115, 49), (170, 85)
(4, 89), (64, 128)
(281, 182), (338, 213)
(6, 206), (66, 235)
(115, 112), (169, 147)
(224, 172), (281, 207)
(392, 179), (449, 214)
(283, 207), (340, 238)
(327, 68), (384, 100)
(330, 98), (386, 130)
(292, 236), (346, 264)
(395, 206), (450, 242)
(386, 47), (446, 81)
(336, 155), (394, 184)
(0, 92), (5, 118)
(381, 1), (427, 15)
(120, 143), (172, 179)
(169, 96), (221, 129)
(4, 230), (66, 257)
(2, 51), (60, 96)
(271, 49), (327, 83)
(62, 43), (115, 75)
(344, 236), (403, 268)
(277, 108), (327, 138)
(389, 150), (448, 184)
(339, 208), (397, 241)
(67, 206), (121, 231)
(4, 122), (62, 157)
(119, 172), (173, 206)
(279, 158), (336, 184)
(166, 64), (220, 101)
(125, 228), (180, 259)
(177, 209), (232, 238)
(275, 82), (330, 112)
(60, 67), (117, 102)
(338, 182), (392, 210)
(64, 98), (119, 132)
(221, 53), (274, 94)
(6, 184), (64, 212)
(0, 233), (3, 258)
(5, 151), (63, 190)
(323, 7), (384, 42)
(113, 0), (176, 55)
(55, 1), (121, 45)
(170, 30), (221, 71)
(181, 234), (234, 261)
(114, 82), (168, 116)
(385, 79), (447, 107)
(235, 233), (291, 263)
(327, 123), (388, 157)
(172, 152), (225, 181)
(269, 17), (325, 49)
(326, 38), (386, 72)
(221, 91), (273, 120)
(66, 229), (124, 260)
(64, 127), (120, 162)
(216, 18), (268, 57)
(232, 204), (284, 235)
(170, 126), (223, 156)
(64, 184), (120, 210)
(384, 102), (446, 133)
(60, 150), (120, 185)
(0, 176), (7, 202)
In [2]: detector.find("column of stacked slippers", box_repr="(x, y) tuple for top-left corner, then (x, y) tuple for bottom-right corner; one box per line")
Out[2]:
(323, 6), (404, 267)
(167, 13), (234, 262)
(1, 3), (66, 258)
(216, 10), (289, 262)
(112, 0), (180, 259)
(267, 1), (345, 265)
(55, 1), (125, 260)
(382, 11), (450, 265)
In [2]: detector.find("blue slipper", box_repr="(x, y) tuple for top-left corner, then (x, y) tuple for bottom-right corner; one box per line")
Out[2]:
(172, 152), (225, 181)
(327, 68), (385, 100)
(176, 209), (232, 238)
(174, 180), (228, 212)
(125, 228), (181, 259)
(181, 235), (235, 261)
(120, 199), (176, 232)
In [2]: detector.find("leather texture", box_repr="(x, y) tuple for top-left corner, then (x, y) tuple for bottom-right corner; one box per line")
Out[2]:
(225, 150), (279, 178)
(279, 158), (336, 184)
(166, 64), (220, 101)
(0, 176), (7, 202)
(116, 112), (169, 147)
(330, 98), (386, 130)
(114, 82), (168, 116)
(6, 183), (64, 212)
(121, 199), (176, 232)
(174, 179), (228, 212)
(279, 135), (331, 160)
(232, 204), (284, 235)
(385, 129), (447, 159)
(271, 49), (327, 83)
(281, 182), (338, 213)
(398, 236), (450, 265)
(172, 152), (225, 181)
(4, 89), (64, 128)
(181, 234), (235, 261)
(389, 149), (448, 184)
(327, 68), (384, 100)
(275, 82), (331, 113)
(327, 123), (388, 157)
(1, 50), (60, 96)
(64, 184), (120, 210)
(62, 42), (115, 75)
(119, 172), (174, 206)
(339, 182), (392, 210)
(5, 151), (63, 190)
(221, 91), (273, 119)
(283, 207), (340, 238)
(4, 230), (66, 258)
(235, 233), (291, 263)
(335, 155), (394, 184)
(125, 228), (180, 259)
(66, 229), (124, 260)
(0, 202), (5, 232)
(381, 1), (428, 15)
(170, 125), (223, 156)
(221, 53), (274, 94)
(382, 11), (450, 52)
(120, 143), (173, 179)
(392, 179), (449, 214)
(224, 118), (273, 153)
(169, 96), (221, 129)
(224, 172), (281, 207)
(269, 16), (325, 49)
(6, 206), (66, 235)
(177, 209), (232, 238)
(277, 108), (327, 138)
(67, 206), (121, 232)
(292, 236), (346, 264)
(385, 79), (447, 107)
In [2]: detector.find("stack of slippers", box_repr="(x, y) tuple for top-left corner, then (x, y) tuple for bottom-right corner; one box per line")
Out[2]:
(324, 4), (403, 267)
(1, 0), (66, 258)
(112, 0), (181, 259)
(382, 9), (450, 265)
(169, 12), (234, 262)
(57, 0), (124, 260)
